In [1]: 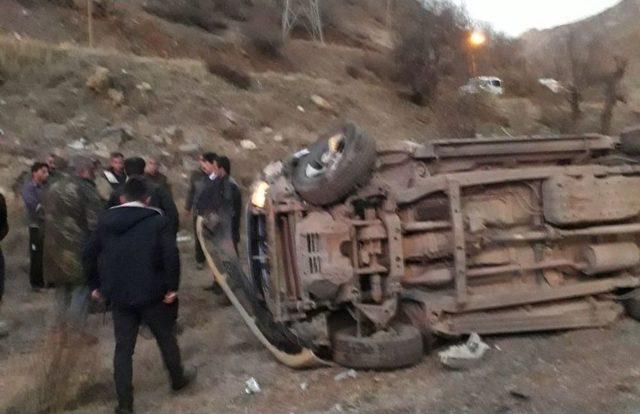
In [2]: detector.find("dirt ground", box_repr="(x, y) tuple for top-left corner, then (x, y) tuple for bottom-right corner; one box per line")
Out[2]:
(1, 209), (640, 414)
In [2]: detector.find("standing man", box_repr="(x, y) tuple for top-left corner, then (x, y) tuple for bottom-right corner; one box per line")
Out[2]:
(107, 157), (180, 236)
(186, 153), (215, 270)
(43, 156), (103, 340)
(0, 191), (8, 337)
(145, 156), (171, 194)
(21, 162), (49, 290)
(103, 152), (127, 190)
(197, 156), (242, 256)
(85, 177), (194, 414)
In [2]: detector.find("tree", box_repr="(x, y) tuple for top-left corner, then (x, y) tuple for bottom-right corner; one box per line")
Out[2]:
(600, 57), (627, 134)
(392, 1), (469, 106)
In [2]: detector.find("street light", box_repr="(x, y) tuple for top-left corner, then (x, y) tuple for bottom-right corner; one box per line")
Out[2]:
(468, 30), (486, 75)
(469, 30), (486, 48)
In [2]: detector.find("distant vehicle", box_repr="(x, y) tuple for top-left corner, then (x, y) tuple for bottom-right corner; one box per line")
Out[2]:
(460, 76), (504, 96)
(538, 78), (565, 94)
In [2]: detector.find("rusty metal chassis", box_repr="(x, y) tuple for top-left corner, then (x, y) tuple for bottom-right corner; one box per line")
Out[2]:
(265, 134), (640, 337)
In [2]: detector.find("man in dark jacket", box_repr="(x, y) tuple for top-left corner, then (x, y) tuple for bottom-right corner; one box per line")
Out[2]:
(103, 152), (127, 190)
(187, 153), (215, 269)
(107, 157), (180, 236)
(0, 192), (8, 337)
(197, 156), (242, 255)
(22, 161), (49, 289)
(85, 177), (193, 414)
(144, 156), (172, 195)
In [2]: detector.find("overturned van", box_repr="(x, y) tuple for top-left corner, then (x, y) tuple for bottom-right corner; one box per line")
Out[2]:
(198, 123), (640, 369)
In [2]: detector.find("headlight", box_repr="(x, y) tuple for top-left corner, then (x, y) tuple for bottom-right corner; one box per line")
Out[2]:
(251, 181), (270, 209)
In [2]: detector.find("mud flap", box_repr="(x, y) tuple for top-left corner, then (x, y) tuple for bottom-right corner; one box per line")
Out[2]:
(196, 216), (329, 368)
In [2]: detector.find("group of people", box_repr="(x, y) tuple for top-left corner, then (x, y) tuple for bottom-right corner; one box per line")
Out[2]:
(0, 150), (241, 414)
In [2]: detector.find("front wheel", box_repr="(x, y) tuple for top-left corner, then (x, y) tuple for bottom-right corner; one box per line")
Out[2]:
(292, 122), (377, 206)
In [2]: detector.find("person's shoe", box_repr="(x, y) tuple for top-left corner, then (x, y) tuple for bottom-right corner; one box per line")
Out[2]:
(172, 367), (197, 392)
(115, 405), (133, 414)
(196, 262), (205, 270)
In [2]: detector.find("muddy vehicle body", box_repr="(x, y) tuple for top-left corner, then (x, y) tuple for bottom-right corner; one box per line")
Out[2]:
(199, 123), (640, 369)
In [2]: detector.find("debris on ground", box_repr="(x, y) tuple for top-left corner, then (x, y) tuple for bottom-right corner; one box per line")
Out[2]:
(299, 381), (309, 391)
(438, 332), (490, 370)
(244, 377), (261, 394)
(508, 388), (531, 400)
(334, 369), (358, 381)
(240, 139), (257, 150)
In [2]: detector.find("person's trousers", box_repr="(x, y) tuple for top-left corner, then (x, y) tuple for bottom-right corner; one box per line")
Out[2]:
(28, 225), (44, 288)
(193, 215), (205, 264)
(112, 301), (184, 410)
(0, 248), (4, 301)
(54, 285), (90, 330)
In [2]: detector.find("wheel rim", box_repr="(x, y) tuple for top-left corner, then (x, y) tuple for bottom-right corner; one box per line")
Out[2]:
(304, 133), (346, 178)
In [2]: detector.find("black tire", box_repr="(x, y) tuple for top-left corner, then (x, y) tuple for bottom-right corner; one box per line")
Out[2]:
(292, 123), (376, 206)
(622, 290), (640, 321)
(332, 323), (423, 369)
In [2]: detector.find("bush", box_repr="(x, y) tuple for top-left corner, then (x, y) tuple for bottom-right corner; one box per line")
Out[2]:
(434, 92), (506, 137)
(143, 0), (227, 33)
(206, 61), (253, 90)
(215, 0), (249, 22)
(244, 7), (283, 58)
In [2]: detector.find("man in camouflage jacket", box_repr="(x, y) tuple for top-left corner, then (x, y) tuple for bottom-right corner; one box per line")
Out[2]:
(43, 156), (103, 333)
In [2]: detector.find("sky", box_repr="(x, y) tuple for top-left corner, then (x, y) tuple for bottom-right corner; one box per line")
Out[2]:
(455, 0), (622, 36)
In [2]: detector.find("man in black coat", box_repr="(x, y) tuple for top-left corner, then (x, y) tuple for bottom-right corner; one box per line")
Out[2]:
(85, 178), (194, 414)
(186, 153), (215, 270)
(196, 156), (242, 255)
(107, 157), (180, 236)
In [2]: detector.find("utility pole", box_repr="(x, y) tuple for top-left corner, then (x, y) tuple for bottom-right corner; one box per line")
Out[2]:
(87, 0), (94, 47)
(282, 0), (324, 43)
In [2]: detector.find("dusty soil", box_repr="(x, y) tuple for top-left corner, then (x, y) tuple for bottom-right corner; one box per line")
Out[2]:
(2, 1), (640, 413)
(1, 203), (640, 414)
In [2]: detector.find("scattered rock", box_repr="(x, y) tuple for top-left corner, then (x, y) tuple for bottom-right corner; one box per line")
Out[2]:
(99, 124), (135, 148)
(136, 82), (152, 91)
(165, 126), (184, 141)
(179, 143), (200, 154)
(67, 138), (87, 150)
(334, 369), (358, 381)
(438, 332), (490, 370)
(107, 88), (125, 106)
(310, 94), (334, 112)
(86, 66), (111, 92)
(273, 133), (284, 143)
(244, 377), (261, 394)
(262, 127), (273, 134)
(299, 382), (309, 391)
(297, 105), (305, 113)
(240, 139), (257, 150)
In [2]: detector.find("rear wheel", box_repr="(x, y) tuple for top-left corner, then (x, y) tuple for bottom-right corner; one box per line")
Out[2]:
(332, 323), (423, 369)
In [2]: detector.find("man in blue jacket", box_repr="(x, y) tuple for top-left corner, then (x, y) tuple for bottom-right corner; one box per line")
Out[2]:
(85, 177), (194, 414)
